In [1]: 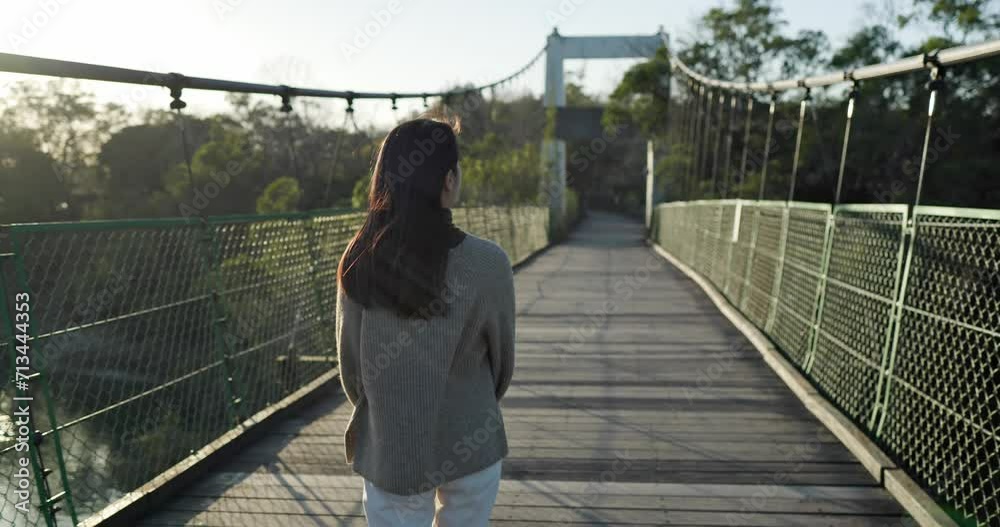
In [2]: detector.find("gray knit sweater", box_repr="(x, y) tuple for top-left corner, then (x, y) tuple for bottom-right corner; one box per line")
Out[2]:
(335, 234), (516, 495)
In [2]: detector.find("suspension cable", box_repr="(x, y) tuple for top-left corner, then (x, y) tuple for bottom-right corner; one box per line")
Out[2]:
(167, 79), (198, 212)
(691, 84), (705, 198)
(834, 78), (860, 206)
(757, 91), (778, 201)
(700, 87), (716, 194)
(679, 80), (694, 200)
(737, 92), (755, 199)
(710, 90), (726, 197)
(722, 94), (737, 198)
(279, 88), (302, 185)
(913, 54), (946, 211)
(321, 110), (353, 207)
(788, 84), (811, 203)
(0, 45), (547, 104)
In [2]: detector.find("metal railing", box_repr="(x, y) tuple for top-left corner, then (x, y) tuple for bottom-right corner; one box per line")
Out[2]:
(0, 47), (546, 109)
(0, 205), (549, 526)
(652, 200), (999, 524)
(655, 34), (1000, 525)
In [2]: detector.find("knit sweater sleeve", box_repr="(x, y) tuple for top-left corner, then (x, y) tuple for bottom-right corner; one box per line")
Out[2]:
(336, 287), (363, 405)
(485, 249), (516, 401)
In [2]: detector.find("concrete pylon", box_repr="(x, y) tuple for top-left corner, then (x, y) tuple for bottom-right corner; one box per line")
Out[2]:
(541, 28), (666, 237)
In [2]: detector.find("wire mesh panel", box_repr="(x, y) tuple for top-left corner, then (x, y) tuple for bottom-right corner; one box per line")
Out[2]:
(0, 206), (548, 526)
(310, 211), (368, 345)
(700, 204), (728, 288)
(691, 204), (712, 277)
(6, 220), (224, 524)
(685, 203), (702, 273)
(211, 217), (329, 419)
(654, 204), (680, 256)
(671, 204), (688, 258)
(769, 203), (831, 368)
(743, 203), (786, 329)
(678, 204), (697, 265)
(878, 206), (1000, 526)
(452, 207), (548, 266)
(810, 204), (908, 426)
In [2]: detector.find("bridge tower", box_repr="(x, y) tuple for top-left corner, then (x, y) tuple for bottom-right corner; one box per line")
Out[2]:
(542, 28), (667, 233)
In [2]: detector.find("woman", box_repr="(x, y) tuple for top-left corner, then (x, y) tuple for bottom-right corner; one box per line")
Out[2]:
(335, 118), (516, 526)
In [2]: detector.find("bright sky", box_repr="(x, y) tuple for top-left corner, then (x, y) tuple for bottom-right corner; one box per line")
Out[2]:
(1, 0), (910, 125)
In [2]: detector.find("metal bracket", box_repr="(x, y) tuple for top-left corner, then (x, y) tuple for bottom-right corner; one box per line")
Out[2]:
(279, 85), (293, 113)
(167, 73), (187, 110)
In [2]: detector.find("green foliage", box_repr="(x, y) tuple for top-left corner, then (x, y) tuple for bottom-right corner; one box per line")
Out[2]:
(907, 0), (999, 41)
(0, 128), (70, 222)
(830, 25), (902, 69)
(565, 187), (581, 225)
(351, 173), (371, 209)
(460, 133), (543, 205)
(565, 82), (599, 107)
(605, 47), (673, 138)
(680, 0), (823, 82)
(256, 176), (302, 214)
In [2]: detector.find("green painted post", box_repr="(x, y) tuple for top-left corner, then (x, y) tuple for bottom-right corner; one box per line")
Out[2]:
(1, 251), (57, 527)
(804, 210), (837, 373)
(765, 206), (790, 333)
(198, 221), (244, 426)
(870, 209), (912, 432)
(873, 66), (945, 436)
(738, 207), (761, 312)
(722, 201), (741, 297)
(7, 232), (79, 525)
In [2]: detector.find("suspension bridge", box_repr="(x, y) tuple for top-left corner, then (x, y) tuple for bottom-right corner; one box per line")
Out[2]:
(1, 28), (999, 527)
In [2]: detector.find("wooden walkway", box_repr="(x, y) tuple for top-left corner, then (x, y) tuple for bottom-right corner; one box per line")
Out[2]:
(139, 212), (910, 526)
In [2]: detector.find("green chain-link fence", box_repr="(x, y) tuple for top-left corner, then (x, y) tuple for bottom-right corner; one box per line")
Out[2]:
(653, 200), (999, 525)
(0, 205), (549, 526)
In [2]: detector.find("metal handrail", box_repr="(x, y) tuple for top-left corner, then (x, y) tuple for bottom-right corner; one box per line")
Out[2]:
(0, 46), (546, 102)
(659, 32), (1000, 91)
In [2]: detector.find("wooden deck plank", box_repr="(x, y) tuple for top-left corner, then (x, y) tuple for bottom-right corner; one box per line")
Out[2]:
(138, 213), (910, 526)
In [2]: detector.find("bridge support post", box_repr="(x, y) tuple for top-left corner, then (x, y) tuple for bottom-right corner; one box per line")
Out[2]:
(542, 28), (666, 238)
(543, 29), (567, 239)
(645, 140), (655, 227)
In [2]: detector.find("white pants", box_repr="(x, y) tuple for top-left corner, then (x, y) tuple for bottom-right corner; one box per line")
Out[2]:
(362, 460), (502, 527)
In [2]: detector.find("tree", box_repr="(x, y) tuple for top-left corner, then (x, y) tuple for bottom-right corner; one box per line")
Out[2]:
(678, 0), (828, 83)
(604, 47), (673, 138)
(0, 129), (70, 223)
(162, 122), (277, 218)
(904, 0), (1000, 42)
(830, 25), (902, 69)
(94, 118), (210, 219)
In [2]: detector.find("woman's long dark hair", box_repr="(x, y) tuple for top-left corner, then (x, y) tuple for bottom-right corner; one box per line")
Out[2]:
(337, 118), (464, 318)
